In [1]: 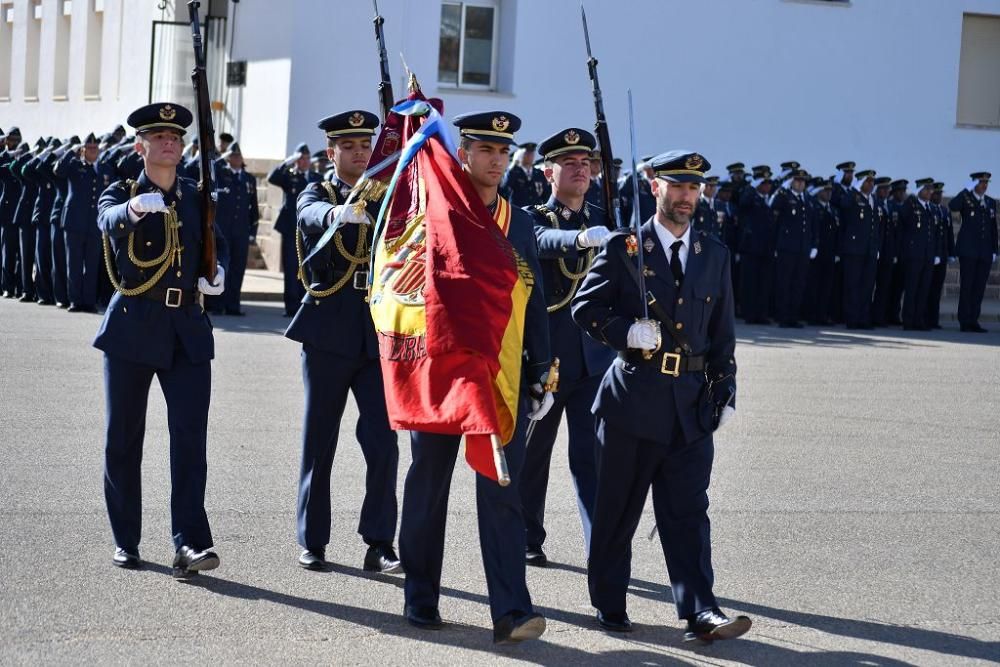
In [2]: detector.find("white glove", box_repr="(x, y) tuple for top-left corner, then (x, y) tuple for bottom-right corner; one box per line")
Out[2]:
(933, 256), (941, 266)
(835, 255), (841, 263)
(893, 257), (898, 264)
(876, 252), (880, 260)
(128, 193), (168, 217)
(328, 204), (368, 226)
(527, 385), (555, 422)
(198, 264), (225, 296)
(993, 253), (997, 263)
(809, 248), (818, 260)
(577, 225), (610, 248)
(716, 405), (736, 431)
(626, 319), (660, 351)
(949, 256), (957, 264)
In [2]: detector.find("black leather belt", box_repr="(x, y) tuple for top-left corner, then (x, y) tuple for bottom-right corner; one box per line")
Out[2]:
(622, 350), (705, 377)
(311, 268), (369, 291)
(136, 286), (199, 308)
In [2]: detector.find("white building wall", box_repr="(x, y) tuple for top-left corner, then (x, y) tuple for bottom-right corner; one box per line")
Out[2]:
(2, 0), (999, 190)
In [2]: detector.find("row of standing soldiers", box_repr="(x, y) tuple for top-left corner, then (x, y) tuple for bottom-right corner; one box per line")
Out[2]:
(0, 126), (259, 317)
(504, 150), (998, 333)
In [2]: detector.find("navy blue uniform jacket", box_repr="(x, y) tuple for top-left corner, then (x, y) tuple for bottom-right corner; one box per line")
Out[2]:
(94, 172), (230, 369)
(950, 189), (998, 259)
(571, 221), (737, 445)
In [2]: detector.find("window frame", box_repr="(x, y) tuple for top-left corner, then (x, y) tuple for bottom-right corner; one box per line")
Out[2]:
(437, 0), (500, 92)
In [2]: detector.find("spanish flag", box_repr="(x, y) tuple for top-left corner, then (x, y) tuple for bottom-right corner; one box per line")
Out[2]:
(369, 96), (530, 481)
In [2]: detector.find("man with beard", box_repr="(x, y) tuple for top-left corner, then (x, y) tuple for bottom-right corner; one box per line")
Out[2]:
(286, 110), (401, 575)
(573, 150), (750, 642)
(399, 111), (552, 644)
(520, 128), (614, 567)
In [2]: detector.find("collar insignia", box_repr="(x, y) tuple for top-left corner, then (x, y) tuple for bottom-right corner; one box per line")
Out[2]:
(643, 237), (655, 253)
(694, 240), (702, 255)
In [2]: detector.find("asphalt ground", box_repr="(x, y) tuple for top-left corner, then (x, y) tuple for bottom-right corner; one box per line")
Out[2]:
(1, 297), (998, 666)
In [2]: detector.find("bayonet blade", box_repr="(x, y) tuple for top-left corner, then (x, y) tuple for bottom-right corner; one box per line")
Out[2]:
(581, 4), (593, 59)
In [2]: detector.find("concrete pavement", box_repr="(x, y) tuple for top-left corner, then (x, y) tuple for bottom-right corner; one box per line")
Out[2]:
(0, 297), (998, 665)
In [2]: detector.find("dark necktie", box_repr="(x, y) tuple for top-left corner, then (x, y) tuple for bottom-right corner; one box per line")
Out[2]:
(670, 240), (684, 287)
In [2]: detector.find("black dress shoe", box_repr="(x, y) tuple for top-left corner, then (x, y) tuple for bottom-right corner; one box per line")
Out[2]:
(404, 604), (443, 629)
(56, 302), (69, 309)
(493, 611), (546, 644)
(596, 610), (633, 633)
(298, 548), (327, 571)
(778, 321), (804, 329)
(67, 303), (82, 312)
(225, 309), (247, 316)
(2, 291), (13, 299)
(684, 609), (752, 642)
(37, 299), (55, 306)
(112, 547), (141, 569)
(961, 324), (988, 333)
(172, 545), (220, 578)
(18, 294), (35, 303)
(525, 545), (547, 567)
(364, 544), (403, 574)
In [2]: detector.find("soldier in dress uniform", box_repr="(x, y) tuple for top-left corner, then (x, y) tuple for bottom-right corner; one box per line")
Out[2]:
(399, 111), (552, 644)
(619, 158), (656, 226)
(1, 127), (25, 298)
(949, 172), (997, 333)
(501, 141), (549, 207)
(286, 110), (401, 575)
(871, 176), (898, 327)
(213, 142), (258, 316)
(885, 179), (909, 325)
(717, 181), (741, 315)
(830, 160), (855, 208)
(772, 169), (817, 328)
(585, 148), (604, 207)
(573, 150), (751, 642)
(837, 168), (880, 329)
(926, 182), (954, 329)
(519, 128), (615, 566)
(11, 138), (46, 302)
(899, 178), (939, 331)
(54, 132), (117, 313)
(48, 137), (77, 308)
(23, 138), (61, 305)
(694, 175), (723, 239)
(737, 164), (775, 324)
(803, 178), (840, 325)
(268, 142), (318, 316)
(726, 162), (748, 203)
(96, 102), (229, 576)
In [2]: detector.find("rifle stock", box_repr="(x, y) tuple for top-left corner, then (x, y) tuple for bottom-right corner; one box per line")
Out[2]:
(581, 5), (623, 231)
(188, 0), (217, 282)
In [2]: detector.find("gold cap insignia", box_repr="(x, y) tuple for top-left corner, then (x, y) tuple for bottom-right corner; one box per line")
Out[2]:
(349, 112), (365, 127)
(685, 154), (704, 171)
(492, 115), (510, 132)
(564, 130), (580, 145)
(159, 105), (177, 121)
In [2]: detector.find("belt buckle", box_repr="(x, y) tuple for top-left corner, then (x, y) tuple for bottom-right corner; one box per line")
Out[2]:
(165, 287), (182, 308)
(661, 352), (681, 377)
(353, 270), (369, 290)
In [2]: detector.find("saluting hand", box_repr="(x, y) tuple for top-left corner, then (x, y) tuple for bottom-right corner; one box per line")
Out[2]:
(577, 225), (610, 248)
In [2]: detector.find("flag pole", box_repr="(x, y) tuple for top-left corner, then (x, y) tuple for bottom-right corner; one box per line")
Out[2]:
(491, 435), (511, 487)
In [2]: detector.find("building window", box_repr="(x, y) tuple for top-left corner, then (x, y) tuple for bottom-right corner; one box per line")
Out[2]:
(957, 13), (1000, 128)
(24, 0), (42, 100)
(53, 0), (72, 99)
(438, 1), (498, 90)
(84, 0), (104, 98)
(0, 1), (13, 101)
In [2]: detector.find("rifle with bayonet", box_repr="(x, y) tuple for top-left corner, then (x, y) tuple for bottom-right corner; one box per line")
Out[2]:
(373, 0), (394, 123)
(187, 0), (217, 282)
(581, 4), (623, 231)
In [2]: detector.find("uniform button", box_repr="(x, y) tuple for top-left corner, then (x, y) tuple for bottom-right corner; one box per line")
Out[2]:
(118, 223), (124, 229)
(146, 241), (152, 247)
(176, 271), (182, 277)
(591, 321), (597, 327)
(677, 297), (684, 305)
(706, 296), (711, 303)
(675, 347), (682, 353)
(675, 322), (683, 330)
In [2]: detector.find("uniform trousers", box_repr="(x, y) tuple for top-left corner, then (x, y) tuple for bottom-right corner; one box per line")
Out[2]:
(588, 419), (717, 620)
(18, 224), (36, 299)
(66, 229), (101, 307)
(297, 345), (398, 550)
(51, 225), (69, 304)
(519, 373), (601, 554)
(103, 346), (213, 552)
(957, 256), (993, 327)
(400, 405), (533, 622)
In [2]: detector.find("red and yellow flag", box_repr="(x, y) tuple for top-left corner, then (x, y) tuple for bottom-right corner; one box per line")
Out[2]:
(369, 96), (529, 481)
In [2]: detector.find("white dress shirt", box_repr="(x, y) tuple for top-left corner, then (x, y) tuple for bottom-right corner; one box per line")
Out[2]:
(654, 221), (692, 273)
